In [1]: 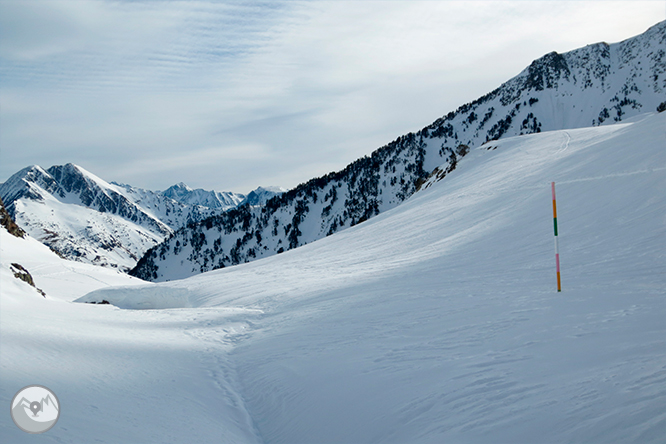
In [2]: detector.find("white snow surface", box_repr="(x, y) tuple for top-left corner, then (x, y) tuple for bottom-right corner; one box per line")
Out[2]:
(0, 227), (146, 302)
(2, 113), (665, 443)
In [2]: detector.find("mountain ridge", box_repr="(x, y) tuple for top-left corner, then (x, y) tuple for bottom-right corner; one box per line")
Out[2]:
(0, 164), (246, 271)
(161, 182), (245, 209)
(131, 20), (666, 282)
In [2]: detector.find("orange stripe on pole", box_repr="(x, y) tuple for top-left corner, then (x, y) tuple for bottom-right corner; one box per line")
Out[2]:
(552, 200), (557, 219)
(552, 182), (561, 292)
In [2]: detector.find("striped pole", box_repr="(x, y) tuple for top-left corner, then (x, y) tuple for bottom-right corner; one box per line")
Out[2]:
(552, 182), (561, 292)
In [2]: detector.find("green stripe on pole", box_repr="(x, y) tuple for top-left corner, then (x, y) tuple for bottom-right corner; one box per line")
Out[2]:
(553, 218), (558, 236)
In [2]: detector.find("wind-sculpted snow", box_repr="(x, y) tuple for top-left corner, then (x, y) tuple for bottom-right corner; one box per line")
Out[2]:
(76, 285), (191, 309)
(32, 112), (664, 443)
(133, 21), (666, 282)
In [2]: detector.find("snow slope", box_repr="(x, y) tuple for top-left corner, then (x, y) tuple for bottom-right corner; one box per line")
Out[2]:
(0, 221), (147, 302)
(2, 112), (665, 443)
(0, 227), (260, 443)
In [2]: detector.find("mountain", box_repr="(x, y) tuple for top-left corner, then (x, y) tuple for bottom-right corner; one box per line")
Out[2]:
(161, 182), (245, 209)
(240, 186), (286, 206)
(161, 182), (283, 209)
(132, 21), (666, 282)
(0, 164), (242, 272)
(53, 112), (664, 442)
(0, 198), (145, 303)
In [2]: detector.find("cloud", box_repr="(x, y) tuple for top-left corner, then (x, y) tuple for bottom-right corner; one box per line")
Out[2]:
(0, 0), (95, 60)
(1, 1), (663, 193)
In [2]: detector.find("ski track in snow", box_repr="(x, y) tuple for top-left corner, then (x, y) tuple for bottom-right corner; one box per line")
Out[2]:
(1, 113), (665, 443)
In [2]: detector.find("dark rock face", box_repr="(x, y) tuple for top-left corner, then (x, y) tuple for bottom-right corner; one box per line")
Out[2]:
(10, 263), (46, 297)
(0, 196), (25, 238)
(525, 51), (572, 91)
(45, 164), (170, 235)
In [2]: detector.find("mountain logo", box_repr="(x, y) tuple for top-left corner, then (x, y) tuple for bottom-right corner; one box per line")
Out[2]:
(10, 385), (60, 434)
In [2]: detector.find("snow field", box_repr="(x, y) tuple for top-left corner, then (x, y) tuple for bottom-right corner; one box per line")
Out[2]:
(1, 112), (664, 443)
(169, 112), (663, 443)
(1, 229), (263, 442)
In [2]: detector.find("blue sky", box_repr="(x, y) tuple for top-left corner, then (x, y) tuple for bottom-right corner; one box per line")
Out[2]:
(0, 1), (663, 193)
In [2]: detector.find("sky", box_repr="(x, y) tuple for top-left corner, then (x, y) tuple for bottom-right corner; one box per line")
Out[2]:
(0, 1), (663, 194)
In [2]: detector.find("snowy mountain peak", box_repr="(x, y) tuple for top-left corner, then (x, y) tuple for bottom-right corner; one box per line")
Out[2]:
(0, 165), (58, 204)
(0, 165), (245, 271)
(49, 163), (108, 189)
(240, 186), (286, 206)
(2, 163), (124, 211)
(162, 182), (193, 195)
(162, 182), (245, 210)
(523, 51), (571, 91)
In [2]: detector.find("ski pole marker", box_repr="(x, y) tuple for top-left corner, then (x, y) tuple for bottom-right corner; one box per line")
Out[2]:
(552, 182), (561, 292)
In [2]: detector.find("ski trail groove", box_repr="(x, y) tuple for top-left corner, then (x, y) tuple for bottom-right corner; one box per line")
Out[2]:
(182, 310), (265, 444)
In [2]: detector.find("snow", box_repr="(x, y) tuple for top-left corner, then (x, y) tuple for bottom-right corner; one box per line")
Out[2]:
(240, 186), (287, 206)
(77, 285), (192, 309)
(0, 231), (259, 442)
(1, 112), (665, 443)
(161, 182), (245, 209)
(1, 163), (252, 273)
(12, 195), (165, 271)
(0, 226), (147, 302)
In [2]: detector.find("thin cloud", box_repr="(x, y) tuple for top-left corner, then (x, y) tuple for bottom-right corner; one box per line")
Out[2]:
(0, 1), (663, 193)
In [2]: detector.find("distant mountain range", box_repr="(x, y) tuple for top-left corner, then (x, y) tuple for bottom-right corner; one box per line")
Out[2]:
(0, 164), (282, 271)
(130, 21), (666, 282)
(161, 182), (244, 209)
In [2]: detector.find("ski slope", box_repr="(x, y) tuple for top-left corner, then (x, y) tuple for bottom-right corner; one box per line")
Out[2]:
(2, 112), (665, 443)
